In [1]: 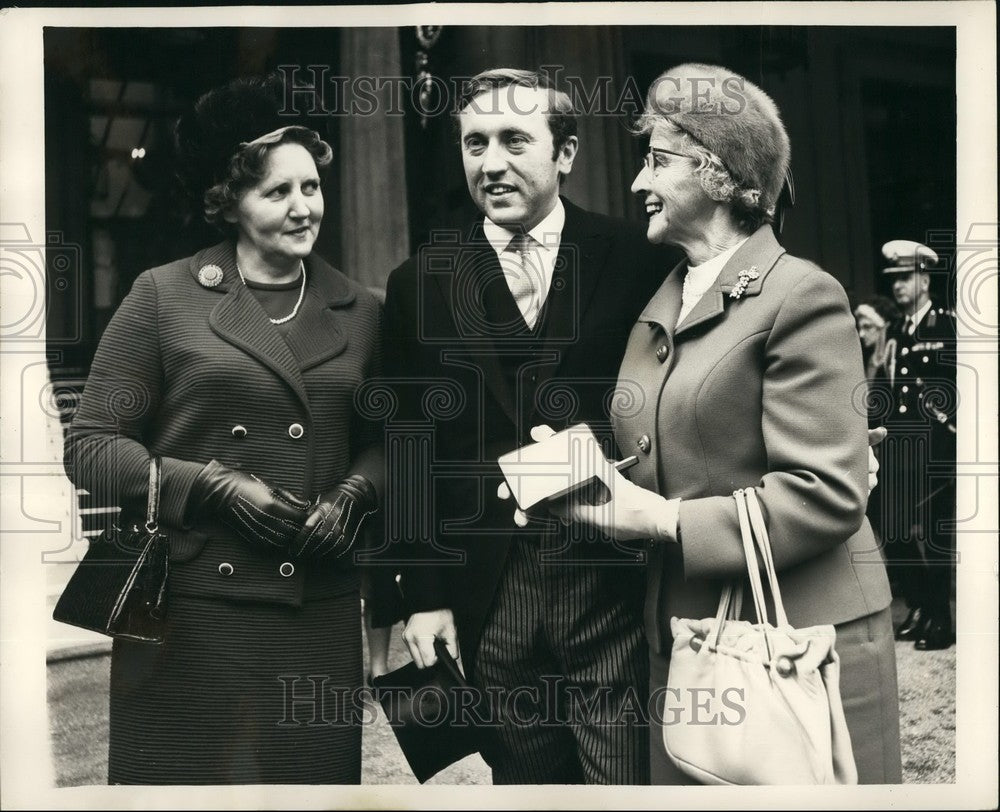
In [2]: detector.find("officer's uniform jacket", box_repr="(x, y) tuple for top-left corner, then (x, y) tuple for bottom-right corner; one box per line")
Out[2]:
(879, 300), (957, 529)
(64, 240), (383, 606)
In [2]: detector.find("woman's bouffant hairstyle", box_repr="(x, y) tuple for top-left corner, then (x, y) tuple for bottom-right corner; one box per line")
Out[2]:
(174, 74), (332, 230)
(632, 63), (791, 234)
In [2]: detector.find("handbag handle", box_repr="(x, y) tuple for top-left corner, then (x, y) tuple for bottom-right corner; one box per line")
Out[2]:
(144, 456), (162, 534)
(710, 490), (775, 660)
(743, 488), (789, 627)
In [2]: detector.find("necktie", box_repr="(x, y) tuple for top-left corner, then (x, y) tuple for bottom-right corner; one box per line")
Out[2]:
(903, 316), (914, 335)
(506, 233), (542, 329)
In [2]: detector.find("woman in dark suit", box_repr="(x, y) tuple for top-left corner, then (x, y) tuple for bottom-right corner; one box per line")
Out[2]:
(560, 64), (902, 784)
(63, 76), (382, 784)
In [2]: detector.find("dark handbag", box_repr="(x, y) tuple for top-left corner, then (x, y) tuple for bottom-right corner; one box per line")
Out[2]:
(372, 639), (485, 783)
(53, 457), (169, 643)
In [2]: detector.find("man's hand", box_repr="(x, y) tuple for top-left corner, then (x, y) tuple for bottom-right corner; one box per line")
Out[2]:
(402, 609), (458, 669)
(867, 427), (887, 496)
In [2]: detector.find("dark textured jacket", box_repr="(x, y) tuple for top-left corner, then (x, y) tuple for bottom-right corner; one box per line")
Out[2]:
(64, 241), (383, 606)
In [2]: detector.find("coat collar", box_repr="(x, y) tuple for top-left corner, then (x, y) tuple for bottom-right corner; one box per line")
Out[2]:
(194, 242), (358, 411)
(638, 225), (786, 338)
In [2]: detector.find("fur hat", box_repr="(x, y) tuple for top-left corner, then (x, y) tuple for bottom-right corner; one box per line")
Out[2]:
(646, 63), (790, 213)
(173, 73), (288, 202)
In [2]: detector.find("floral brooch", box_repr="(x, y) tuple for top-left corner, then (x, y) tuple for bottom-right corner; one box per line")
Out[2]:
(729, 265), (760, 299)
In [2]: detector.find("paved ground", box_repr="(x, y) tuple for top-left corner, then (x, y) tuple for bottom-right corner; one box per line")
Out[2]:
(47, 598), (954, 787)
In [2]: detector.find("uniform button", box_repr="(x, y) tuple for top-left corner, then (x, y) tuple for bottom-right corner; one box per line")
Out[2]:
(218, 562), (234, 576)
(656, 344), (669, 362)
(923, 355), (930, 363)
(899, 405), (908, 414)
(916, 377), (924, 385)
(288, 423), (305, 439)
(279, 562), (295, 577)
(901, 386), (909, 393)
(900, 348), (909, 356)
(231, 424), (247, 439)
(900, 367), (908, 375)
(637, 434), (652, 454)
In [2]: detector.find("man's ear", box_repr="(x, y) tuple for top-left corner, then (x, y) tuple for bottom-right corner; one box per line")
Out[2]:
(918, 271), (931, 293)
(222, 206), (238, 225)
(556, 136), (579, 177)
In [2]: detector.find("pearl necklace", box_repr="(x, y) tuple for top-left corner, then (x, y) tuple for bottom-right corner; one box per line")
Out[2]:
(236, 260), (307, 325)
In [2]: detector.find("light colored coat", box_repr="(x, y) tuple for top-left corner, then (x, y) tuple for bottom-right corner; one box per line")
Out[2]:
(611, 225), (892, 653)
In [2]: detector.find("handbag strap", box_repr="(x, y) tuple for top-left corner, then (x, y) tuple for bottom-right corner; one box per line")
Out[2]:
(744, 488), (789, 628)
(734, 489), (770, 626)
(144, 456), (162, 534)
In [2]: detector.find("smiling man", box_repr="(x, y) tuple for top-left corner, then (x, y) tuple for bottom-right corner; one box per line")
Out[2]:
(381, 68), (670, 784)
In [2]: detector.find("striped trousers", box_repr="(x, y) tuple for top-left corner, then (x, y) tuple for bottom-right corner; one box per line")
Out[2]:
(473, 539), (649, 784)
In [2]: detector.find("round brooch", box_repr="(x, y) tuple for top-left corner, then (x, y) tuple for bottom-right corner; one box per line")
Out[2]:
(198, 264), (224, 288)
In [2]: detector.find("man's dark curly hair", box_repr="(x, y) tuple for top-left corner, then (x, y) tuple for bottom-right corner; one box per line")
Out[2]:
(174, 74), (332, 231)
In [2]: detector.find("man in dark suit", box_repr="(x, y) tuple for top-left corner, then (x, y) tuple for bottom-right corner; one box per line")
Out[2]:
(381, 68), (668, 783)
(879, 239), (957, 650)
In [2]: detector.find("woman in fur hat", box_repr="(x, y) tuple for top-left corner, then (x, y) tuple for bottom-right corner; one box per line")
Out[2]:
(553, 63), (902, 784)
(63, 75), (382, 784)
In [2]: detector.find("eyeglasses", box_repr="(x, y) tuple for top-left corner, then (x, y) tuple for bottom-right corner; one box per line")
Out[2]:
(643, 147), (692, 173)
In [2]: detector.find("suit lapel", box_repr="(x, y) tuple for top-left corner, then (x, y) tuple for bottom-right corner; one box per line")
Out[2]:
(673, 225), (786, 340)
(531, 200), (609, 405)
(196, 242), (309, 410)
(281, 253), (355, 371)
(433, 226), (520, 427)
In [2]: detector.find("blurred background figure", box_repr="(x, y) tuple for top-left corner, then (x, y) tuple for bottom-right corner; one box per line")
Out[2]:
(879, 239), (957, 651)
(854, 295), (900, 385)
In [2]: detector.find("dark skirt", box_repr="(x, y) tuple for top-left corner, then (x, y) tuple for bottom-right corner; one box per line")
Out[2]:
(648, 606), (902, 785)
(108, 589), (363, 784)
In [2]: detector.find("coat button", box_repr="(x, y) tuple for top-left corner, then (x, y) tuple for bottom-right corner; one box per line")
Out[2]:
(900, 367), (908, 375)
(231, 424), (247, 439)
(637, 434), (652, 454)
(288, 423), (305, 439)
(900, 347), (909, 356)
(901, 386), (909, 393)
(899, 405), (908, 414)
(656, 344), (669, 362)
(218, 562), (234, 576)
(279, 562), (295, 577)
(922, 355), (930, 363)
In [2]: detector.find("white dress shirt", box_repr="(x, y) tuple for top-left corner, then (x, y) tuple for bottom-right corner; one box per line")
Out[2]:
(483, 199), (565, 329)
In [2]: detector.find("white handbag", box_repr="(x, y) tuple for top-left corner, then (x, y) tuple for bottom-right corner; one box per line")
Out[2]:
(662, 488), (858, 785)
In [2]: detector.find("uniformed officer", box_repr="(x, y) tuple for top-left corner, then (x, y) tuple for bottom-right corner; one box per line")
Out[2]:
(879, 239), (957, 650)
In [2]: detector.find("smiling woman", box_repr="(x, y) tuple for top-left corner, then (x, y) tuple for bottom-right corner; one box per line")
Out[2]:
(60, 74), (384, 785)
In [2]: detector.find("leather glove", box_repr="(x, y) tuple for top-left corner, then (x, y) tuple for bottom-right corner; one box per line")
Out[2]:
(289, 474), (378, 562)
(189, 459), (311, 552)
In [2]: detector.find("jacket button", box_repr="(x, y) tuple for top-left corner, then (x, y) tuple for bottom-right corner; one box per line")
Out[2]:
(637, 434), (652, 454)
(900, 367), (908, 375)
(899, 405), (908, 414)
(288, 423), (305, 439)
(279, 562), (295, 577)
(900, 347), (909, 356)
(656, 344), (669, 362)
(231, 424), (247, 439)
(218, 562), (234, 576)
(922, 355), (930, 363)
(901, 386), (909, 393)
